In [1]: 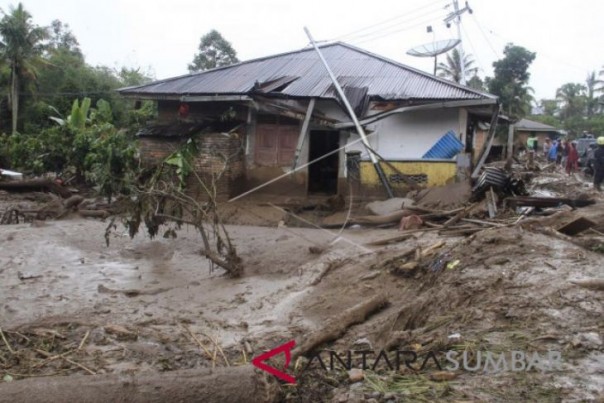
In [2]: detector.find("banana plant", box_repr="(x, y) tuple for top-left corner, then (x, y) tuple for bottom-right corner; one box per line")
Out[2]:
(48, 97), (91, 129)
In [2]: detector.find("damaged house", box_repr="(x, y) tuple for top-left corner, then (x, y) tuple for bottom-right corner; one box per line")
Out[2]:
(119, 42), (499, 200)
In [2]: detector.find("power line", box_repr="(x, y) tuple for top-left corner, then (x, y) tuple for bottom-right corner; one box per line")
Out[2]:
(461, 22), (485, 75)
(331, 0), (447, 42)
(473, 16), (588, 74)
(17, 90), (122, 97)
(348, 11), (450, 46)
(470, 14), (499, 58)
(342, 9), (448, 44)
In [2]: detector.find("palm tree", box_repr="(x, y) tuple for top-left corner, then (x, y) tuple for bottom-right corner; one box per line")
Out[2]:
(436, 48), (479, 84)
(556, 83), (586, 120)
(0, 3), (48, 134)
(585, 71), (600, 117)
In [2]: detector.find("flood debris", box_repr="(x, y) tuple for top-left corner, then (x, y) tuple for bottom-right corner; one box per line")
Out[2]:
(0, 178), (72, 199)
(1, 142), (603, 403)
(0, 365), (278, 403)
(556, 216), (597, 236)
(506, 195), (595, 208)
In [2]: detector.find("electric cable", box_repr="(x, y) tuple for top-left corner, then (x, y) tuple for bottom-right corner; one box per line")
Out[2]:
(331, 0), (447, 43)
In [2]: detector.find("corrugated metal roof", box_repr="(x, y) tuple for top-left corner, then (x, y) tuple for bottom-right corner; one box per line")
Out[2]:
(120, 42), (496, 102)
(422, 130), (464, 159)
(515, 118), (560, 132)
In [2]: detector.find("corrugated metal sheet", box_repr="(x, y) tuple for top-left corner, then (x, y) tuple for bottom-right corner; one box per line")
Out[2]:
(422, 130), (464, 159)
(120, 42), (495, 102)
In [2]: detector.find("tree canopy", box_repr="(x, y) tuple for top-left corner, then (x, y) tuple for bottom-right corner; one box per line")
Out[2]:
(0, 2), (48, 133)
(188, 30), (239, 73)
(487, 44), (536, 120)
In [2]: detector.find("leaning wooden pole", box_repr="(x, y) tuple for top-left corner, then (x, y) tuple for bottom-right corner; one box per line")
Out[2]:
(471, 103), (501, 178)
(304, 27), (394, 198)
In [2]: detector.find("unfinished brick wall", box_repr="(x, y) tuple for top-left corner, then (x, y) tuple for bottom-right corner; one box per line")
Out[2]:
(138, 132), (245, 201)
(185, 132), (245, 201)
(138, 137), (186, 166)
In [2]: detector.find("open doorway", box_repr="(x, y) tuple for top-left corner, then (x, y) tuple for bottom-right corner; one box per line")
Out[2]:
(308, 130), (339, 194)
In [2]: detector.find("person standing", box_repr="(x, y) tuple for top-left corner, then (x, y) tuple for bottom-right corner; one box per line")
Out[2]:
(526, 133), (538, 152)
(548, 140), (558, 162)
(594, 137), (604, 191)
(556, 140), (564, 166)
(566, 141), (579, 175)
(543, 138), (552, 157)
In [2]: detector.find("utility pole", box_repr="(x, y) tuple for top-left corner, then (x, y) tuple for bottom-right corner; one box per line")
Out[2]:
(444, 1), (472, 85)
(304, 27), (394, 198)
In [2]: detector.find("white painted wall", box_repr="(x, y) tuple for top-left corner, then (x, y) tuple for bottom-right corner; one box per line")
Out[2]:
(344, 108), (462, 160)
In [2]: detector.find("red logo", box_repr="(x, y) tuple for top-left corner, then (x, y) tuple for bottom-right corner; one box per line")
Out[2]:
(251, 340), (296, 384)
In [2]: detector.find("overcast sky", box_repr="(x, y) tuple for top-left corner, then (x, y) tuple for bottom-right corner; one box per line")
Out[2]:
(10, 0), (604, 101)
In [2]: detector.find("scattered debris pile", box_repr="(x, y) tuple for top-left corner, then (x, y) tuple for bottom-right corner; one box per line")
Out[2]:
(1, 192), (117, 225)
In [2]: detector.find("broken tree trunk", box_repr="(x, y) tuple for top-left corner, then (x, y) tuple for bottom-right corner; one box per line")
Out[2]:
(0, 365), (278, 403)
(365, 233), (415, 246)
(292, 295), (388, 360)
(570, 279), (604, 291)
(351, 210), (414, 225)
(0, 179), (71, 198)
(78, 209), (110, 219)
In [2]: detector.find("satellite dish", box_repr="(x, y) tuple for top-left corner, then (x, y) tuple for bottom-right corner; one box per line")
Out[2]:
(406, 39), (461, 76)
(406, 39), (461, 57)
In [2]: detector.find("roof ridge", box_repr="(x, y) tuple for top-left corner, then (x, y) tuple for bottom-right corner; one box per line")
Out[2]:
(118, 43), (336, 92)
(119, 42), (496, 101)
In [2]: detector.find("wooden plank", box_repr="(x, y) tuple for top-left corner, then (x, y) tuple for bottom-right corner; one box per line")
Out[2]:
(291, 98), (315, 170)
(506, 196), (596, 208)
(365, 233), (415, 246)
(556, 216), (596, 236)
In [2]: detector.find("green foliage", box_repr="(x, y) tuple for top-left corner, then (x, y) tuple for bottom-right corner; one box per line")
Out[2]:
(487, 44), (536, 120)
(0, 97), (139, 203)
(0, 2), (49, 133)
(556, 83), (586, 120)
(437, 49), (478, 84)
(69, 97), (91, 129)
(188, 29), (239, 72)
(529, 114), (562, 129)
(46, 19), (81, 58)
(467, 75), (486, 91)
(538, 99), (558, 116)
(165, 138), (198, 189)
(84, 126), (138, 203)
(0, 127), (67, 174)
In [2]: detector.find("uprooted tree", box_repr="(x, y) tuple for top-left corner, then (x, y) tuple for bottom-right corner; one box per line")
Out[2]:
(109, 137), (243, 277)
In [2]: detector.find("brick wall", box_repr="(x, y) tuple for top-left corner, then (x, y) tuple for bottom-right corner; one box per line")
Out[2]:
(186, 132), (245, 201)
(138, 137), (186, 166)
(139, 132), (245, 201)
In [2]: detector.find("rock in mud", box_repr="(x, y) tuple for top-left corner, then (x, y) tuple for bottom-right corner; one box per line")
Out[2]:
(348, 368), (364, 383)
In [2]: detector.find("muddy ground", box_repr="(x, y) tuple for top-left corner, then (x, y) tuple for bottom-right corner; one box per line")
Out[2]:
(0, 169), (603, 402)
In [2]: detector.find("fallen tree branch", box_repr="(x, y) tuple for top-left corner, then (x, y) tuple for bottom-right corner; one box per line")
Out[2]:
(77, 209), (110, 219)
(365, 233), (415, 246)
(0, 179), (71, 198)
(97, 284), (171, 297)
(0, 327), (15, 354)
(570, 279), (604, 291)
(292, 295), (388, 359)
(0, 366), (278, 403)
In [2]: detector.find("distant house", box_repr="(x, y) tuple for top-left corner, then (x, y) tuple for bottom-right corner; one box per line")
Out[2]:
(514, 118), (563, 151)
(119, 42), (499, 199)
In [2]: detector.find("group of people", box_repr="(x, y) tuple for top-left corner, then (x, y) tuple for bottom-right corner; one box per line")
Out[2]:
(528, 135), (604, 191)
(542, 138), (578, 174)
